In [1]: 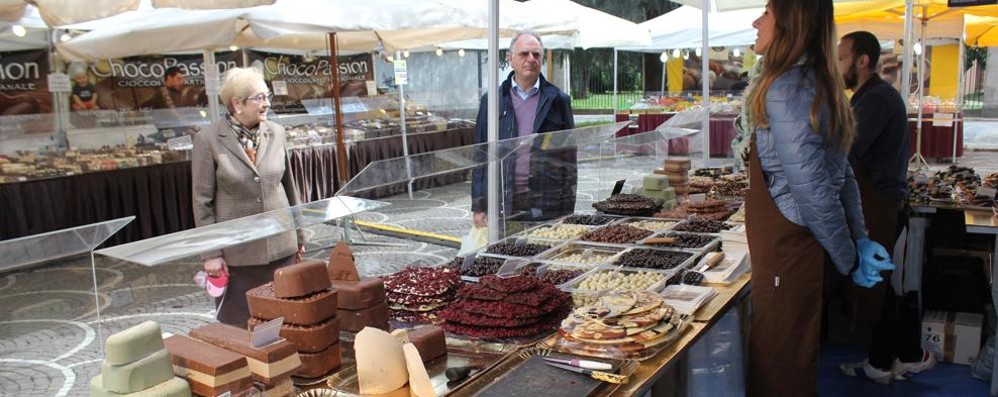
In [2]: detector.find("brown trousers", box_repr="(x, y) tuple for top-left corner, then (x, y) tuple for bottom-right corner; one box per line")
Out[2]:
(745, 137), (825, 397)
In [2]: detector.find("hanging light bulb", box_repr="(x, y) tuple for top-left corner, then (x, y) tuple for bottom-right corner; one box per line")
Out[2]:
(60, 33), (72, 42)
(913, 41), (922, 55)
(386, 55), (394, 63)
(683, 51), (689, 60)
(672, 49), (680, 59)
(11, 25), (26, 37)
(458, 48), (466, 57)
(403, 50), (410, 58)
(733, 48), (741, 57)
(229, 45), (239, 52)
(435, 47), (443, 56)
(659, 52), (668, 63)
(695, 47), (702, 57)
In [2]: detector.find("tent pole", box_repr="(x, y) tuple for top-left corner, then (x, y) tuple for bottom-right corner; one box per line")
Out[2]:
(613, 49), (618, 113)
(202, 50), (220, 123)
(396, 50), (413, 199)
(700, 0), (710, 168)
(910, 8), (929, 171)
(901, 0), (914, 104)
(329, 32), (349, 187)
(487, 0), (500, 243)
(955, 36), (964, 164)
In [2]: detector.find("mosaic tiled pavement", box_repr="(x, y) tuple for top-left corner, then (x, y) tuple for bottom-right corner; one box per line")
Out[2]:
(2, 151), (996, 396)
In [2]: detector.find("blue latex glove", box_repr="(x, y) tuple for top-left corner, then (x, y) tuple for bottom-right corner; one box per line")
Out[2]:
(851, 238), (896, 288)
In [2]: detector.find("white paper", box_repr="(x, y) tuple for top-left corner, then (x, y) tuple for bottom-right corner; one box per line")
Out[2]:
(272, 80), (288, 96)
(932, 112), (954, 127)
(251, 317), (284, 348)
(366, 80), (377, 95)
(393, 60), (408, 85)
(48, 73), (71, 93)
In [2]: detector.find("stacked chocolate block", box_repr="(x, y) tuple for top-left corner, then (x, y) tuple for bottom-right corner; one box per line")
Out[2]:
(655, 157), (691, 197)
(190, 323), (301, 397)
(246, 260), (341, 379)
(326, 241), (390, 332)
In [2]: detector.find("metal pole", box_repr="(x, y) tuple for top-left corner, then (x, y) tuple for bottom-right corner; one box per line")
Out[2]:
(396, 50), (413, 199)
(487, 0), (500, 242)
(328, 32), (350, 186)
(700, 0), (711, 167)
(910, 8), (929, 170)
(954, 36), (964, 164)
(613, 49), (619, 113)
(202, 50), (220, 123)
(901, 0), (914, 104)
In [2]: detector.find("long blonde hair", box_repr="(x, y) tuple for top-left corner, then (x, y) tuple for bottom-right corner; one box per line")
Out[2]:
(746, 0), (855, 152)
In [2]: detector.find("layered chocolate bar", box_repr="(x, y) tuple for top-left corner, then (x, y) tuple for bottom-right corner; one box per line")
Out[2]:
(163, 335), (253, 397)
(248, 316), (340, 354)
(189, 323), (301, 385)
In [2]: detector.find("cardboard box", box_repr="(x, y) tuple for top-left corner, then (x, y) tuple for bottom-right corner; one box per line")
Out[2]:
(922, 311), (983, 365)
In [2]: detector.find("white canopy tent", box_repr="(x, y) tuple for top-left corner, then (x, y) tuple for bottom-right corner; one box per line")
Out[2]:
(619, 5), (760, 52)
(56, 0), (574, 61)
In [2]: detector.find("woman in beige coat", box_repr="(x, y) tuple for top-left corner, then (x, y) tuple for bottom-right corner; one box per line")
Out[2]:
(192, 67), (304, 326)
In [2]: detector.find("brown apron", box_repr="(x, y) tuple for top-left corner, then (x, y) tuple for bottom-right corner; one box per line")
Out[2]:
(745, 135), (825, 397)
(849, 165), (903, 325)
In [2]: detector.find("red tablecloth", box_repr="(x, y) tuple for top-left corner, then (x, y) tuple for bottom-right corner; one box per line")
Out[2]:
(620, 113), (737, 157)
(909, 113), (963, 159)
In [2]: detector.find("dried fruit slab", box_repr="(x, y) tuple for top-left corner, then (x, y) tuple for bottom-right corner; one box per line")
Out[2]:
(381, 266), (461, 297)
(479, 275), (539, 293)
(386, 290), (455, 306)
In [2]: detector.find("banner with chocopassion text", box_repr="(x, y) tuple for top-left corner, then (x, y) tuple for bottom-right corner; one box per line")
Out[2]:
(0, 49), (54, 135)
(247, 50), (374, 114)
(73, 52), (241, 112)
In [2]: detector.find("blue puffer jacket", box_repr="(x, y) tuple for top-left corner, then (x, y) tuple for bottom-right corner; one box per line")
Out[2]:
(753, 62), (869, 275)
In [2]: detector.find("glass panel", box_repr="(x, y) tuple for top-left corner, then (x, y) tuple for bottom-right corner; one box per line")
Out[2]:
(0, 216), (134, 272)
(95, 196), (387, 266)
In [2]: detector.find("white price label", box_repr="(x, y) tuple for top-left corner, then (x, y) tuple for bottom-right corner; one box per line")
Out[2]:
(251, 317), (284, 348)
(48, 73), (71, 93)
(272, 80), (288, 96)
(365, 80), (377, 95)
(393, 60), (408, 85)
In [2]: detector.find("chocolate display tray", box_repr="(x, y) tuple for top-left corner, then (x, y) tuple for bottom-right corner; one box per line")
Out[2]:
(325, 342), (513, 396)
(448, 348), (637, 397)
(539, 318), (692, 362)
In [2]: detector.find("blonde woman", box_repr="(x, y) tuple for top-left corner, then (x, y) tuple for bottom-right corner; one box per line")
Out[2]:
(742, 1), (894, 395)
(191, 67), (304, 326)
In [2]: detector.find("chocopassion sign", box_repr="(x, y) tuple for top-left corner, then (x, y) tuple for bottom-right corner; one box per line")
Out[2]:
(248, 50), (374, 114)
(82, 52), (241, 111)
(0, 50), (54, 135)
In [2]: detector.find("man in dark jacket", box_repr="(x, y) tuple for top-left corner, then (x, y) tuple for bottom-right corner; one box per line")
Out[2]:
(837, 30), (935, 385)
(471, 32), (575, 230)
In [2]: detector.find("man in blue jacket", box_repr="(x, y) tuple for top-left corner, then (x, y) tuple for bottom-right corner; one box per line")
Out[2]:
(471, 32), (575, 230)
(837, 30), (935, 384)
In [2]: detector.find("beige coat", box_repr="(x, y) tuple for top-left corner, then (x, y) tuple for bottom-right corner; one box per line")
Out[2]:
(192, 118), (301, 266)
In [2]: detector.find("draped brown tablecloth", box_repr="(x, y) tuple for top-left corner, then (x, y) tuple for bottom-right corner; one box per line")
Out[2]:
(0, 162), (195, 247)
(624, 113), (738, 157)
(0, 127), (475, 245)
(909, 112), (964, 159)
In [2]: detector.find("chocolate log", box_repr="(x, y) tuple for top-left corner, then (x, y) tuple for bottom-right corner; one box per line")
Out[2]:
(248, 315), (340, 354)
(273, 260), (332, 298)
(297, 341), (343, 379)
(338, 301), (390, 332)
(330, 278), (385, 310)
(163, 334), (253, 397)
(189, 323), (301, 385)
(407, 325), (447, 362)
(246, 282), (338, 326)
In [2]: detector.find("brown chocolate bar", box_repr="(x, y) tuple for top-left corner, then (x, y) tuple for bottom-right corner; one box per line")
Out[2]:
(248, 316), (340, 353)
(163, 334), (253, 397)
(273, 260), (332, 298)
(338, 301), (390, 332)
(330, 278), (386, 310)
(246, 282), (338, 326)
(297, 341), (343, 379)
(408, 325), (447, 362)
(328, 241), (360, 281)
(189, 323), (301, 385)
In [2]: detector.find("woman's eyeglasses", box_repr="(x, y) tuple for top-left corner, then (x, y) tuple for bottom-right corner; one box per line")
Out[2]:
(245, 93), (273, 103)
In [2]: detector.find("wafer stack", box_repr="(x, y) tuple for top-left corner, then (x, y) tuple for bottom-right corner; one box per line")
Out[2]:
(657, 157), (691, 197)
(558, 291), (685, 358)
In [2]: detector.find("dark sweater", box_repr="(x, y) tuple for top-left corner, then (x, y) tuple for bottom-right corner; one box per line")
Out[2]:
(849, 74), (910, 201)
